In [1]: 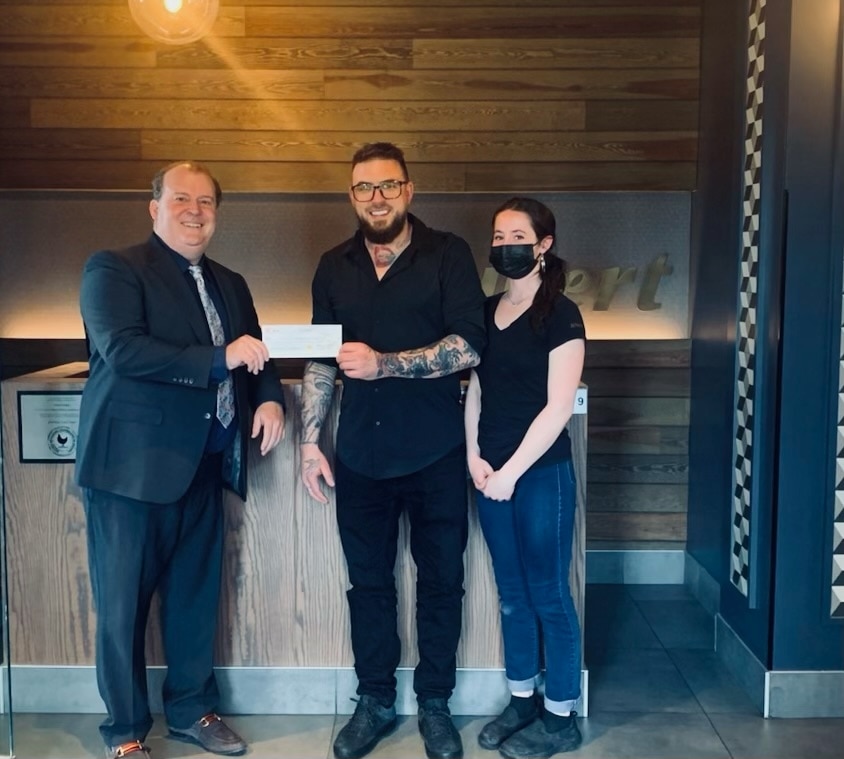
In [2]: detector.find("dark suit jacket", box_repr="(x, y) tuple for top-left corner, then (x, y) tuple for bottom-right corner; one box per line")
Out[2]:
(75, 235), (284, 504)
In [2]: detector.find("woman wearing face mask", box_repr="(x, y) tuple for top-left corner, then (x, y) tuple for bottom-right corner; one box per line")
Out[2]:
(465, 197), (586, 759)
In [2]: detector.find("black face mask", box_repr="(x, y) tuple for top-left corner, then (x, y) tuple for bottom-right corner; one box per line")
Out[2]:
(489, 244), (537, 279)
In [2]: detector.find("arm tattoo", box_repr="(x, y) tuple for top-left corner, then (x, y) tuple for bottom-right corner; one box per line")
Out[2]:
(301, 360), (337, 444)
(376, 334), (480, 379)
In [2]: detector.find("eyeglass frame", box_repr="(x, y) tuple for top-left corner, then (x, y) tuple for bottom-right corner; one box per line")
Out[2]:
(350, 180), (410, 202)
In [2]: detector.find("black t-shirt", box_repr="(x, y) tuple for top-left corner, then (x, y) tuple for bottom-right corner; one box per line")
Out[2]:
(476, 292), (586, 471)
(311, 214), (487, 479)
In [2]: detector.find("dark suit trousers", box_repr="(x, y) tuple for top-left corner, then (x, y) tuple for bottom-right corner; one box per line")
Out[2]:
(83, 454), (224, 746)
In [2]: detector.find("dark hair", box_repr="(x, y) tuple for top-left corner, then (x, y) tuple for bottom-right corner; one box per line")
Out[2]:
(351, 142), (410, 180)
(151, 161), (223, 207)
(492, 197), (567, 331)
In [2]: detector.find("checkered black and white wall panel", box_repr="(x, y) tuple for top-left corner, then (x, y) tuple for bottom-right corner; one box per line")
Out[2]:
(831, 299), (844, 617)
(732, 0), (765, 597)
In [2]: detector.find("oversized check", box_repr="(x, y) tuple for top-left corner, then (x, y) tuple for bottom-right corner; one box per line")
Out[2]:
(262, 324), (342, 359)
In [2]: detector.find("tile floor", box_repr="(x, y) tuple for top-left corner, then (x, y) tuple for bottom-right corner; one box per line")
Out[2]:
(10, 584), (844, 758)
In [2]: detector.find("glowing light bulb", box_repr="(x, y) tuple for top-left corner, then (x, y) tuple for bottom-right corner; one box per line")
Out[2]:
(127, 0), (219, 45)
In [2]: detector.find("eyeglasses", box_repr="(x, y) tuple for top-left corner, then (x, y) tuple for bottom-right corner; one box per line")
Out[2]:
(350, 180), (408, 202)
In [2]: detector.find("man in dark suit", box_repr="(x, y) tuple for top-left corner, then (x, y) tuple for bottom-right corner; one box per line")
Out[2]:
(76, 161), (285, 759)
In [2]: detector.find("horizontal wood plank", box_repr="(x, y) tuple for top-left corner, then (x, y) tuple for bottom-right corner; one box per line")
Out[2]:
(587, 482), (688, 512)
(157, 38), (414, 70)
(3, 6), (245, 37)
(586, 511), (687, 541)
(0, 96), (29, 128)
(30, 98), (593, 131)
(0, 67), (325, 99)
(588, 454), (688, 483)
(465, 162), (696, 191)
(323, 69), (698, 101)
(0, 37), (157, 68)
(584, 367), (690, 396)
(0, 129), (141, 160)
(246, 7), (700, 39)
(139, 130), (694, 163)
(585, 338), (690, 367)
(413, 37), (699, 70)
(0, 160), (466, 192)
(588, 425), (688, 455)
(588, 396), (690, 426)
(223, 0), (702, 6)
(587, 99), (699, 130)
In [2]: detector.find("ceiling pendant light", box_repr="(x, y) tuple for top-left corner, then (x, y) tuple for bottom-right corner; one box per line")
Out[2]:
(128, 0), (219, 45)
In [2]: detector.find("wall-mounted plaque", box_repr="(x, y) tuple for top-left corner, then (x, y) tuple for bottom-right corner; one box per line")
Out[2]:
(17, 391), (82, 463)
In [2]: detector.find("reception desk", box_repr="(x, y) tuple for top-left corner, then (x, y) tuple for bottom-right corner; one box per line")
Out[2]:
(1, 364), (587, 715)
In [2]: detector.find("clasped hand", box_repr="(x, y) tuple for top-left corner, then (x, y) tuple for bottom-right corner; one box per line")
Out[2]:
(469, 456), (516, 501)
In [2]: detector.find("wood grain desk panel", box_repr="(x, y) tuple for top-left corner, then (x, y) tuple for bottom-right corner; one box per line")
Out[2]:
(1, 365), (585, 670)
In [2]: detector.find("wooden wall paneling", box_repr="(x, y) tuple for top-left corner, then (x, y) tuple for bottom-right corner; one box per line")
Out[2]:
(412, 37), (699, 69)
(588, 512), (687, 541)
(584, 340), (690, 542)
(157, 39), (414, 70)
(321, 69), (698, 101)
(0, 67), (326, 99)
(464, 163), (697, 191)
(0, 160), (467, 192)
(588, 396), (690, 426)
(0, 128), (141, 160)
(222, 0), (700, 7)
(584, 367), (690, 396)
(245, 7), (700, 39)
(588, 425), (689, 455)
(0, 96), (29, 128)
(587, 482), (688, 513)
(587, 454), (688, 484)
(586, 100), (699, 130)
(0, 2), (701, 192)
(30, 99), (591, 132)
(2, 5), (246, 37)
(139, 130), (694, 164)
(584, 338), (690, 367)
(0, 37), (158, 68)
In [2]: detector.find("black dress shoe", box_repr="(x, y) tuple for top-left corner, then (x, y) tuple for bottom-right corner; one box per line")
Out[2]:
(333, 695), (398, 759)
(477, 695), (540, 750)
(418, 698), (463, 759)
(169, 713), (247, 756)
(498, 712), (582, 759)
(105, 741), (151, 759)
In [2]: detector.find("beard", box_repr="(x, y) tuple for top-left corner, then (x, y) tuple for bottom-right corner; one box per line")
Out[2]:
(356, 207), (408, 245)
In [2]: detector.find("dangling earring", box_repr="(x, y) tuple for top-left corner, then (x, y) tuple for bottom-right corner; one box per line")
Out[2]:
(539, 253), (546, 274)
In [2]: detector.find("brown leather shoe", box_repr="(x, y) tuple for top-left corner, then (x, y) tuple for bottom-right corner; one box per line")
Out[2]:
(169, 713), (247, 756)
(105, 741), (151, 759)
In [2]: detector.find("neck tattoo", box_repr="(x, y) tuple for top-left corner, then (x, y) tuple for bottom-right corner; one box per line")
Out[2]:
(369, 230), (412, 268)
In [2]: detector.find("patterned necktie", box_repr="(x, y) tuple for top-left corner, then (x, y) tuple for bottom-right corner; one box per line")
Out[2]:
(189, 265), (235, 428)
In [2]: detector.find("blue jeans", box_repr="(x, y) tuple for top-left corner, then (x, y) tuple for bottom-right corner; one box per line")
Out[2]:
(477, 459), (581, 712)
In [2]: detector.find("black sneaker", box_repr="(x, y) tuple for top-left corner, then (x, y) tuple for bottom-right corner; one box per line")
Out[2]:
(498, 712), (582, 759)
(418, 698), (463, 759)
(477, 695), (540, 750)
(333, 695), (397, 759)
